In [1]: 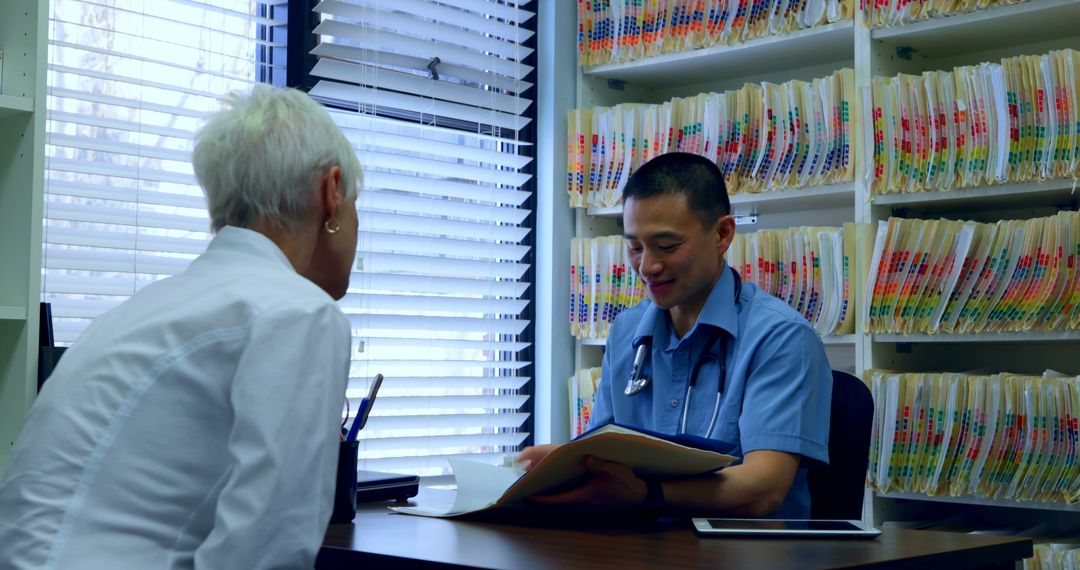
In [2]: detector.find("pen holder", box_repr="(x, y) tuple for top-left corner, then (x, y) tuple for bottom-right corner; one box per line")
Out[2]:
(330, 440), (359, 524)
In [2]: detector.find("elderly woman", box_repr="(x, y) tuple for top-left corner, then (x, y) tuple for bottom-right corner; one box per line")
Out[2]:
(0, 86), (361, 569)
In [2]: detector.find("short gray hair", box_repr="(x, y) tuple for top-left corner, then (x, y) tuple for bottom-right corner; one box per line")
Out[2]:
(193, 85), (362, 232)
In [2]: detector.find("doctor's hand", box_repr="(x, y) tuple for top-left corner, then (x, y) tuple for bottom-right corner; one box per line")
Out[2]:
(527, 456), (647, 507)
(516, 444), (560, 471)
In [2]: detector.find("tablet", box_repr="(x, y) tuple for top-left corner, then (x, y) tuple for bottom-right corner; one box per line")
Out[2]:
(691, 518), (882, 538)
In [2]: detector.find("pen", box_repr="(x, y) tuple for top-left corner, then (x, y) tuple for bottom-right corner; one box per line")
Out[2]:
(346, 373), (383, 442)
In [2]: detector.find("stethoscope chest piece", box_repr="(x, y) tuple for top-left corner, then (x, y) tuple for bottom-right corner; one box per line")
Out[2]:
(624, 343), (651, 396)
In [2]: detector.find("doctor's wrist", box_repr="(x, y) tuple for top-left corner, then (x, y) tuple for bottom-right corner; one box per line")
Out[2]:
(642, 479), (665, 510)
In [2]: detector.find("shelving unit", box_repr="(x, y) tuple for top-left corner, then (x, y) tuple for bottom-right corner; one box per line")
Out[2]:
(564, 0), (1080, 539)
(0, 0), (47, 476)
(863, 0), (1080, 536)
(570, 16), (862, 396)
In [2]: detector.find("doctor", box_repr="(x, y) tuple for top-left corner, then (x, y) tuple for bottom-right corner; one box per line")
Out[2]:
(0, 87), (360, 568)
(521, 152), (831, 518)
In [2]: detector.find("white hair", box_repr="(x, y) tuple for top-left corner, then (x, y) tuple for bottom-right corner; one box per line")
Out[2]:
(193, 85), (362, 232)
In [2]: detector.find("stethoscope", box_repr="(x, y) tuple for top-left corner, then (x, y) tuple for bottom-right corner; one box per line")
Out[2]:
(624, 267), (741, 437)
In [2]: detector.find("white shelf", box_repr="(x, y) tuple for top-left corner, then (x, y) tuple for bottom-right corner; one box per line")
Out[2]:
(0, 95), (34, 118)
(822, 334), (856, 345)
(0, 305), (27, 321)
(874, 331), (1080, 343)
(871, 179), (1078, 210)
(870, 0), (1080, 58)
(582, 20), (854, 87)
(585, 182), (855, 218)
(579, 333), (854, 346)
(878, 491), (1080, 513)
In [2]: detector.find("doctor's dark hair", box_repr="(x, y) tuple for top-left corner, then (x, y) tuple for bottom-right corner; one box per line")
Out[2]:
(621, 152), (731, 228)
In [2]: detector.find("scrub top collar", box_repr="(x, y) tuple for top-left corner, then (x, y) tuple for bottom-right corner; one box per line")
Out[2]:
(631, 263), (742, 351)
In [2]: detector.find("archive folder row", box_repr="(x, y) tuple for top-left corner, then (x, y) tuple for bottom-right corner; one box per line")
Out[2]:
(728, 224), (857, 336)
(578, 0), (852, 68)
(571, 236), (647, 340)
(867, 369), (1080, 505)
(868, 49), (1080, 195)
(863, 211), (1080, 335)
(569, 68), (855, 208)
(862, 0), (1029, 29)
(570, 367), (601, 437)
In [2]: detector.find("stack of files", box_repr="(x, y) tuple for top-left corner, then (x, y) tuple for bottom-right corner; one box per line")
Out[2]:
(868, 49), (1080, 196)
(569, 68), (855, 208)
(578, 0), (853, 68)
(727, 224), (857, 335)
(570, 236), (647, 340)
(862, 0), (1029, 28)
(863, 211), (1080, 335)
(866, 369), (1080, 504)
(1031, 541), (1080, 570)
(570, 367), (602, 437)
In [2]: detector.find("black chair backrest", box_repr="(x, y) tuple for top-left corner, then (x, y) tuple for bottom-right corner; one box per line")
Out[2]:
(38, 302), (67, 391)
(808, 370), (873, 520)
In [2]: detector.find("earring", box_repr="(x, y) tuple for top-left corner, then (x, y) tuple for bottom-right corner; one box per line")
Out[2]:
(324, 218), (340, 234)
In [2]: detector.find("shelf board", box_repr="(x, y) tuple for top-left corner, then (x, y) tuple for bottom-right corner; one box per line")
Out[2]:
(871, 179), (1078, 211)
(870, 0), (1080, 58)
(874, 331), (1080, 343)
(585, 182), (855, 218)
(877, 490), (1080, 513)
(582, 20), (854, 87)
(822, 334), (856, 345)
(580, 333), (854, 346)
(0, 95), (34, 118)
(0, 306), (27, 321)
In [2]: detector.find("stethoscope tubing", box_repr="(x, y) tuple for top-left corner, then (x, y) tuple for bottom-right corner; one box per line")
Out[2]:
(624, 267), (742, 438)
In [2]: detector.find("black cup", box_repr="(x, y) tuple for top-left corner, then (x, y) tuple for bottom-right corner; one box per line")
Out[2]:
(330, 440), (358, 524)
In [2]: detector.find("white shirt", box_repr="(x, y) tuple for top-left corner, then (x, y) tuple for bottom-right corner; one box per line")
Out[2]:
(0, 226), (352, 570)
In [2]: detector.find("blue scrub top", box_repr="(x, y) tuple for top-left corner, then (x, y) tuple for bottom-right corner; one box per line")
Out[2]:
(588, 265), (832, 518)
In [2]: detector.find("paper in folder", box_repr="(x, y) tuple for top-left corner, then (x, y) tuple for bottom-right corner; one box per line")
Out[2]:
(391, 424), (737, 518)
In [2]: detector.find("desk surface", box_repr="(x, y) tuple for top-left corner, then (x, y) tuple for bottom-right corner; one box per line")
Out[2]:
(319, 489), (1032, 570)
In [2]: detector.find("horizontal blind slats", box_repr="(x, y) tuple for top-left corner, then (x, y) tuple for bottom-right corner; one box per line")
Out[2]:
(363, 171), (529, 206)
(359, 231), (528, 262)
(309, 79), (530, 131)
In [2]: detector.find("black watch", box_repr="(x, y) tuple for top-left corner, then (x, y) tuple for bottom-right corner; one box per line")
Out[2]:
(643, 479), (665, 510)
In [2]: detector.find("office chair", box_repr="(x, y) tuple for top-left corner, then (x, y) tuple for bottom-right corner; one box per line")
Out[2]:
(807, 370), (873, 520)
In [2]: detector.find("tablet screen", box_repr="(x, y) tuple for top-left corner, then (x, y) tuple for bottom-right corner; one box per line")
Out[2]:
(692, 518), (882, 538)
(704, 519), (863, 532)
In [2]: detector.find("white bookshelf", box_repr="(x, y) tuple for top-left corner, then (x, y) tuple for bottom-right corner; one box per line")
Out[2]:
(877, 491), (1080, 513)
(870, 0), (1080, 57)
(872, 179), (1079, 211)
(583, 20), (855, 86)
(563, 0), (1080, 539)
(0, 0), (47, 476)
(0, 306), (27, 321)
(0, 94), (33, 117)
(874, 331), (1080, 344)
(587, 183), (856, 218)
(863, 0), (1080, 537)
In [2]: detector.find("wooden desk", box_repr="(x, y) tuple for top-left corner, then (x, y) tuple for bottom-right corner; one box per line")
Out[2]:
(319, 489), (1032, 570)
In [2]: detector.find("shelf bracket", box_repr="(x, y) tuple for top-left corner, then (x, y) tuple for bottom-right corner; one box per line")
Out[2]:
(606, 79), (626, 91)
(895, 46), (918, 61)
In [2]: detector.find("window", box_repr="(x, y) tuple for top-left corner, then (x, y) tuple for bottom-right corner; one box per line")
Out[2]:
(42, 0), (283, 340)
(42, 0), (537, 484)
(307, 0), (537, 481)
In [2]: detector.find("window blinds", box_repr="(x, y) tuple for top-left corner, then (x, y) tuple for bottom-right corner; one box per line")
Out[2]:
(43, 0), (282, 340)
(309, 0), (536, 481)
